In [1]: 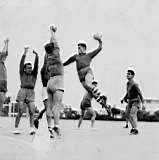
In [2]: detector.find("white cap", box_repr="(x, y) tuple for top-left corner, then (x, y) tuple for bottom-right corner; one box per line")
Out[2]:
(77, 41), (87, 47)
(127, 67), (135, 72)
(24, 45), (30, 49)
(24, 61), (32, 65)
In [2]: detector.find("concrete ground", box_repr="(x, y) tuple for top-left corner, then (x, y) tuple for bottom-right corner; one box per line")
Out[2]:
(0, 117), (159, 160)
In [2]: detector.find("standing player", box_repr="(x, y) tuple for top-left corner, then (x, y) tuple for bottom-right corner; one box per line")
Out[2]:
(121, 69), (144, 135)
(0, 38), (9, 116)
(13, 46), (39, 135)
(63, 34), (106, 106)
(77, 80), (98, 128)
(44, 25), (64, 138)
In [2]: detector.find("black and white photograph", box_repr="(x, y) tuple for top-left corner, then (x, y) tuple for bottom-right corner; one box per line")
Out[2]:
(0, 0), (159, 159)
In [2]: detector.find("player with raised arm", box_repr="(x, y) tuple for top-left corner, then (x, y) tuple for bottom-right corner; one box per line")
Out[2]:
(44, 25), (64, 138)
(63, 34), (107, 106)
(13, 46), (39, 135)
(0, 38), (9, 116)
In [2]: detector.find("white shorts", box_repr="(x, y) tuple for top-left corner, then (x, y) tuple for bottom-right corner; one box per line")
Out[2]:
(41, 87), (48, 101)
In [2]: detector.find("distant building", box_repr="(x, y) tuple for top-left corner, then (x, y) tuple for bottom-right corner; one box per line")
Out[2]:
(144, 99), (159, 112)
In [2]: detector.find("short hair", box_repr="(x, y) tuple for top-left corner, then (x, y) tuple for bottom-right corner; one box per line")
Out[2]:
(44, 43), (54, 54)
(127, 69), (135, 76)
(24, 62), (32, 68)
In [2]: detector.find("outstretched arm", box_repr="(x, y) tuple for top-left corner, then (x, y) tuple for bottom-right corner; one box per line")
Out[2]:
(32, 50), (39, 76)
(41, 54), (48, 85)
(88, 34), (102, 59)
(63, 54), (77, 66)
(0, 38), (9, 61)
(50, 25), (60, 54)
(41, 54), (47, 76)
(19, 46), (29, 75)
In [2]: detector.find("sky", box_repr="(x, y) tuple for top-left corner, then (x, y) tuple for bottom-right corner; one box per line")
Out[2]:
(0, 0), (159, 109)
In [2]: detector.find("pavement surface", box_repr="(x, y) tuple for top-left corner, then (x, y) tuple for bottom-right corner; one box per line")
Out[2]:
(0, 117), (159, 160)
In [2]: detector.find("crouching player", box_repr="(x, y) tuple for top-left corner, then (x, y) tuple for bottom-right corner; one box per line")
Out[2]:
(77, 80), (99, 128)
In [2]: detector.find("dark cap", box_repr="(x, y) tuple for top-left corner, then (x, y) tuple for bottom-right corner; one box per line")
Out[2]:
(77, 41), (87, 49)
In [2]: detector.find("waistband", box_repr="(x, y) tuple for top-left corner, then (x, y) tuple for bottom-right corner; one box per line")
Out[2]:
(50, 74), (63, 79)
(128, 98), (140, 104)
(21, 86), (34, 89)
(78, 66), (91, 73)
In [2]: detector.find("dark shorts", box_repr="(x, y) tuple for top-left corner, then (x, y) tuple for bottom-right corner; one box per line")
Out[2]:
(0, 92), (6, 104)
(0, 80), (7, 92)
(16, 88), (35, 103)
(80, 99), (91, 110)
(78, 67), (93, 82)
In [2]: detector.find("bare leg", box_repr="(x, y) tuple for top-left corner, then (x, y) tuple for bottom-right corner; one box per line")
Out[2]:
(82, 73), (105, 104)
(52, 90), (63, 128)
(46, 92), (53, 128)
(129, 105), (138, 129)
(28, 102), (35, 128)
(87, 108), (96, 128)
(0, 92), (5, 116)
(78, 109), (85, 128)
(124, 105), (129, 128)
(15, 102), (25, 128)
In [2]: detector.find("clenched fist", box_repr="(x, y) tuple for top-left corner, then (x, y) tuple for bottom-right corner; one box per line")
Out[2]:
(4, 37), (10, 43)
(93, 33), (102, 41)
(50, 25), (57, 33)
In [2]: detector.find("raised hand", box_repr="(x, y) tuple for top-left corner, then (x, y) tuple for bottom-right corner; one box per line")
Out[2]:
(93, 33), (102, 41)
(120, 99), (124, 104)
(24, 45), (29, 54)
(4, 37), (10, 43)
(50, 25), (57, 33)
(33, 50), (38, 55)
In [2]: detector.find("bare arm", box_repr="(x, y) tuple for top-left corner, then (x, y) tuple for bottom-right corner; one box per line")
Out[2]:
(50, 25), (60, 54)
(0, 38), (9, 61)
(32, 50), (39, 76)
(88, 34), (102, 59)
(19, 46), (29, 75)
(41, 54), (47, 84)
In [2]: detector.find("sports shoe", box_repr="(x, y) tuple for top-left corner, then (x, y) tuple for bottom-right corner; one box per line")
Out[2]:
(13, 129), (22, 134)
(34, 119), (39, 129)
(53, 126), (61, 137)
(130, 128), (139, 135)
(48, 127), (54, 138)
(29, 128), (36, 135)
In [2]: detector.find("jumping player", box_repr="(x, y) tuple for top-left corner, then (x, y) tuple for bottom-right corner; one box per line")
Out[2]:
(13, 46), (39, 135)
(63, 34), (107, 105)
(121, 69), (144, 135)
(0, 38), (9, 116)
(44, 25), (64, 138)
